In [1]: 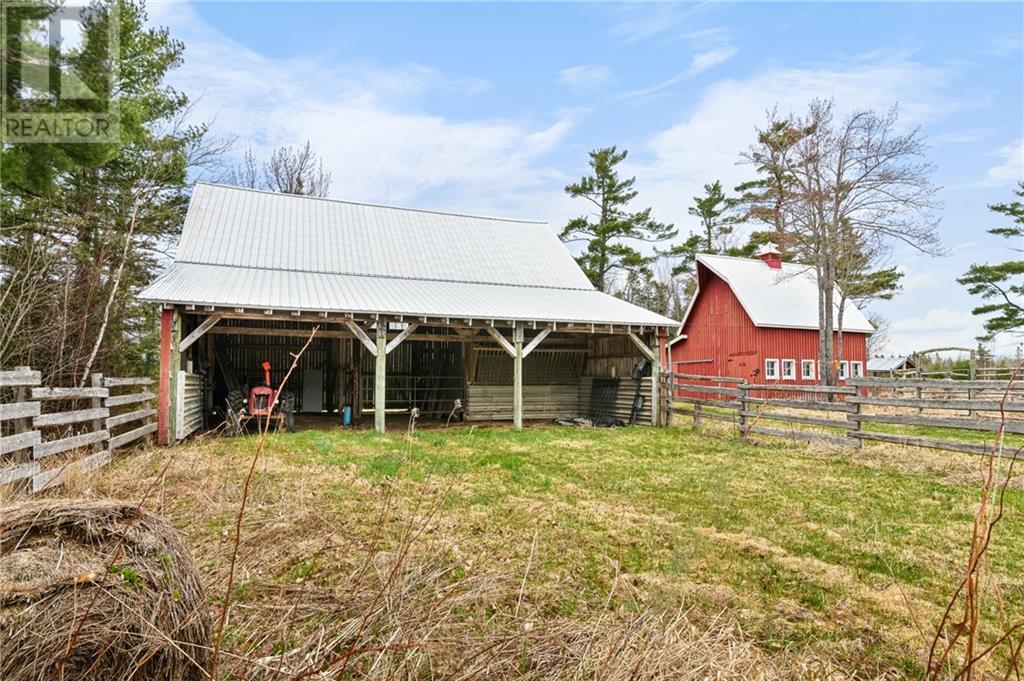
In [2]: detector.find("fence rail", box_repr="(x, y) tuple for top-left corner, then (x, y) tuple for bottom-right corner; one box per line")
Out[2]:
(665, 372), (1021, 458)
(0, 367), (156, 493)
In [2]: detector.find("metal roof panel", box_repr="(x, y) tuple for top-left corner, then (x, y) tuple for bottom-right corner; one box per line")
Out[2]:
(173, 183), (593, 290)
(139, 262), (678, 327)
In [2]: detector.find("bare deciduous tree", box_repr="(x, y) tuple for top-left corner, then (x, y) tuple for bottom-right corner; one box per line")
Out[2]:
(225, 141), (332, 197)
(743, 100), (940, 384)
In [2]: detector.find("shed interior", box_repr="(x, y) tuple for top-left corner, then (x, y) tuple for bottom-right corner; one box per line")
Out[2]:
(171, 311), (660, 436)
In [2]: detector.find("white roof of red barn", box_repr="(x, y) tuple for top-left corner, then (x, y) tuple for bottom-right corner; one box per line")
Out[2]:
(677, 253), (875, 334)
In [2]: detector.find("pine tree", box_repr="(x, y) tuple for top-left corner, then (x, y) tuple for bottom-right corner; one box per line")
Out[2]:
(1, 0), (216, 381)
(560, 147), (675, 292)
(958, 182), (1024, 340)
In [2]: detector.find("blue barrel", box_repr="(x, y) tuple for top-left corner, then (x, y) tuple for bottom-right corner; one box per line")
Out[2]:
(342, 405), (352, 426)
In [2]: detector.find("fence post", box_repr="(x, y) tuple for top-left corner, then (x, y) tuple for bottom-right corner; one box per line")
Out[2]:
(738, 382), (749, 437)
(661, 374), (672, 426)
(11, 366), (34, 491)
(694, 402), (703, 428)
(11, 366), (32, 440)
(91, 373), (105, 453)
(848, 394), (863, 449)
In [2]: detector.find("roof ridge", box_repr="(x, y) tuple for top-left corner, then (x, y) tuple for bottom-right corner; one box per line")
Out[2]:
(697, 252), (812, 270)
(193, 181), (548, 225)
(175, 259), (598, 293)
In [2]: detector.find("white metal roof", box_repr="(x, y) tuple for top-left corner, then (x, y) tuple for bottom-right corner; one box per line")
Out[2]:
(139, 183), (678, 328)
(868, 356), (912, 372)
(679, 254), (875, 333)
(173, 183), (592, 289)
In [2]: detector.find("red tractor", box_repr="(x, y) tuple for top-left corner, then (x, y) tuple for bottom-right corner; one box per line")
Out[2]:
(226, 360), (295, 434)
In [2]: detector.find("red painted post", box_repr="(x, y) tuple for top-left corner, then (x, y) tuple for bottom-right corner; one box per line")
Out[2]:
(157, 308), (173, 445)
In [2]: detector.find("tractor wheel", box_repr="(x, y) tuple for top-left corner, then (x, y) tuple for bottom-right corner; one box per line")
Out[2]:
(280, 392), (296, 432)
(227, 389), (246, 413)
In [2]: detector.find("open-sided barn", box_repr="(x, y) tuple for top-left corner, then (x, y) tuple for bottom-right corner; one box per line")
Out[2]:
(139, 183), (679, 442)
(670, 245), (874, 384)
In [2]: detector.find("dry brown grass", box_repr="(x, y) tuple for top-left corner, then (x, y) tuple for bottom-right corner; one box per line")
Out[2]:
(0, 500), (210, 681)
(20, 436), (840, 681)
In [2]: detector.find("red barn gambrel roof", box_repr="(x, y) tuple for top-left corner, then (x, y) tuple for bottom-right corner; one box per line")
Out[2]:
(676, 253), (875, 337)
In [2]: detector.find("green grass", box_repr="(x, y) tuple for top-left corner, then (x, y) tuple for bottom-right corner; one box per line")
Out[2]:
(109, 423), (1024, 677)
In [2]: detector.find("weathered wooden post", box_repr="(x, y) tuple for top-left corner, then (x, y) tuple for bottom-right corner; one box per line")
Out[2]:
(90, 373), (105, 454)
(513, 325), (524, 431)
(157, 308), (180, 445)
(847, 388), (863, 449)
(649, 330), (661, 426)
(738, 382), (749, 437)
(375, 322), (387, 434)
(9, 367), (38, 490)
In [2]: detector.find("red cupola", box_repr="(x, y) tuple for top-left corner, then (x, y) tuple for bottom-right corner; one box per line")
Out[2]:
(756, 242), (782, 269)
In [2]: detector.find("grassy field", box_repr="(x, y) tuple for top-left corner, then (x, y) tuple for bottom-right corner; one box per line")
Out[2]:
(51, 422), (1024, 679)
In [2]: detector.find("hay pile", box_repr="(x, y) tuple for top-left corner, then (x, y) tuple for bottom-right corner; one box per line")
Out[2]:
(0, 500), (211, 681)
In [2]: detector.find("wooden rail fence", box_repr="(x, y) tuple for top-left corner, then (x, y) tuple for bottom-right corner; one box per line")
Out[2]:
(665, 372), (1022, 457)
(1, 366), (156, 493)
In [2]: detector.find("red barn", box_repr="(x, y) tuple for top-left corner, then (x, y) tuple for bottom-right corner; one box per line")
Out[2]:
(670, 245), (873, 384)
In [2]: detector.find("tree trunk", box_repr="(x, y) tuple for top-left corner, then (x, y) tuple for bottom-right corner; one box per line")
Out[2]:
(836, 294), (846, 369)
(822, 255), (836, 386)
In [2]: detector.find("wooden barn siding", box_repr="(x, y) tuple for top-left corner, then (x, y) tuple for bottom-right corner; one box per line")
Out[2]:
(585, 335), (647, 379)
(465, 384), (580, 421)
(465, 347), (584, 421)
(466, 378), (653, 423)
(671, 273), (867, 383)
(466, 334), (655, 422)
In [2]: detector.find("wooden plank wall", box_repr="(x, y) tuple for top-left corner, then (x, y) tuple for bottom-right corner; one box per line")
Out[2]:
(465, 384), (580, 421)
(1, 367), (155, 494)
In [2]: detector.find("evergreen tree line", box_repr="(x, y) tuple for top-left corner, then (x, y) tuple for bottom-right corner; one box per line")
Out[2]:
(0, 1), (330, 384)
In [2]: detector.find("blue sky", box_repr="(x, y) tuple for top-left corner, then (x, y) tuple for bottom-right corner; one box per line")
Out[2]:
(150, 1), (1023, 356)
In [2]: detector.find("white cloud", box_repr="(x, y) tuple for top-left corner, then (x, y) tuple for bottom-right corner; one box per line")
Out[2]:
(887, 307), (982, 355)
(981, 138), (1024, 187)
(898, 269), (938, 294)
(627, 55), (967, 236)
(623, 45), (737, 99)
(610, 3), (700, 44)
(557, 65), (616, 93)
(149, 2), (573, 212)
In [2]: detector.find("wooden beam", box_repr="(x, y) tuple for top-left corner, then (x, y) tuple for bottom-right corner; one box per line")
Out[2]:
(385, 323), (420, 354)
(178, 313), (223, 353)
(345, 319), (377, 356)
(207, 326), (461, 343)
(0, 368), (41, 387)
(513, 326), (524, 431)
(627, 331), (656, 362)
(375, 325), (387, 433)
(158, 308), (174, 445)
(650, 331), (661, 426)
(486, 327), (516, 357)
(521, 327), (551, 358)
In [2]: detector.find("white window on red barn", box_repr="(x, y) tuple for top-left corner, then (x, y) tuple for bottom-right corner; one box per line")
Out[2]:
(838, 361), (849, 380)
(851, 361), (863, 377)
(801, 360), (815, 380)
(781, 359), (796, 380)
(764, 358), (779, 380)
